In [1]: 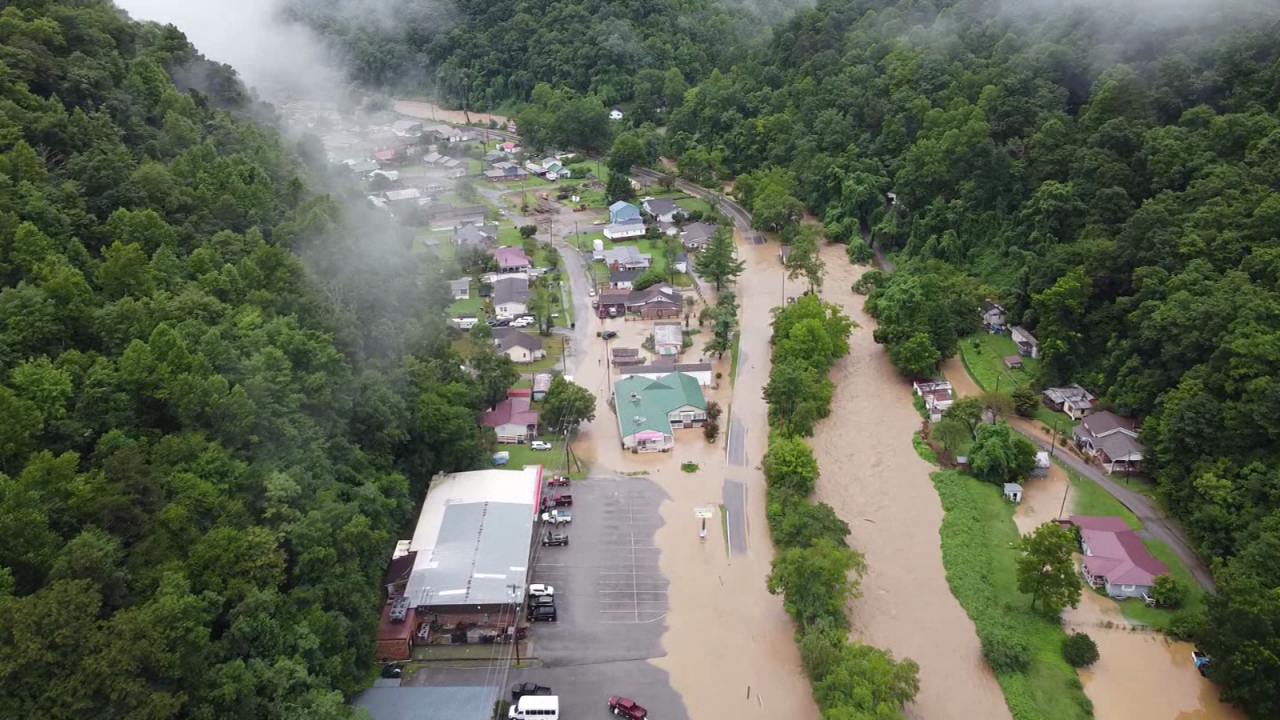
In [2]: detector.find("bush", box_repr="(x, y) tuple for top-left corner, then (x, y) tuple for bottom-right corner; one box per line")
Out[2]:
(519, 224), (537, 237)
(705, 400), (723, 423)
(703, 421), (720, 442)
(846, 239), (874, 264)
(764, 434), (820, 494)
(1012, 386), (1040, 417)
(1062, 632), (1100, 667)
(1151, 574), (1188, 608)
(1168, 610), (1207, 641)
(981, 627), (1032, 673)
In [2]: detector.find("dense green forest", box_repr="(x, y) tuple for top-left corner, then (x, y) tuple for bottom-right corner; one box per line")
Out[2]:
(659, 0), (1280, 716)
(286, 0), (808, 115)
(0, 1), (501, 718)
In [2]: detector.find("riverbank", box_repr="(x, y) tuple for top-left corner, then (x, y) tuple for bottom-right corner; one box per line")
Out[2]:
(813, 247), (1011, 720)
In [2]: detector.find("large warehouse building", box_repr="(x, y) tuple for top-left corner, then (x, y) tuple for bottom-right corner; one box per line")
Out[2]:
(377, 465), (544, 660)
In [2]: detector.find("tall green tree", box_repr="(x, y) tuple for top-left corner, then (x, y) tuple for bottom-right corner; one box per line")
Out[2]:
(1015, 522), (1083, 616)
(694, 227), (745, 290)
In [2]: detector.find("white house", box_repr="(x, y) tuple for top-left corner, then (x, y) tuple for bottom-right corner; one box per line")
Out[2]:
(604, 223), (646, 240)
(1043, 384), (1098, 420)
(1011, 325), (1040, 359)
(1003, 483), (1023, 503)
(493, 277), (531, 316)
(480, 396), (539, 444)
(984, 301), (1006, 329)
(610, 108), (624, 121)
(912, 380), (954, 422)
(653, 322), (683, 356)
(1072, 411), (1144, 475)
(642, 197), (682, 223)
(449, 278), (471, 300)
(493, 328), (545, 364)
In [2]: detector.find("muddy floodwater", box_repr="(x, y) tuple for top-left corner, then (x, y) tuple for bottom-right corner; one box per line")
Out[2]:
(563, 231), (818, 719)
(813, 248), (1012, 720)
(394, 99), (510, 127)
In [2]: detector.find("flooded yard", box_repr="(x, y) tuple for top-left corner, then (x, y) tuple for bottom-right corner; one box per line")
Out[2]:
(813, 248), (1011, 720)
(394, 99), (510, 127)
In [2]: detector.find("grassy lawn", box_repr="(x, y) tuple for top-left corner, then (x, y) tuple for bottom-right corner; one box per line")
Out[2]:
(556, 276), (575, 325)
(498, 226), (525, 246)
(494, 436), (587, 478)
(1120, 539), (1207, 630)
(447, 290), (484, 316)
(729, 331), (741, 384)
(959, 333), (1076, 431)
(931, 469), (1093, 720)
(1063, 463), (1141, 529)
(524, 335), (567, 373)
(678, 196), (712, 215)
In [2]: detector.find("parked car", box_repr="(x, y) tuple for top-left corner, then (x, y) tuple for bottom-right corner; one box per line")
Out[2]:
(602, 330), (618, 340)
(528, 605), (557, 622)
(527, 596), (555, 616)
(530, 440), (552, 451)
(542, 531), (569, 546)
(510, 683), (552, 702)
(528, 583), (555, 597)
(546, 475), (570, 487)
(512, 317), (534, 328)
(541, 509), (572, 524)
(608, 696), (648, 719)
(1193, 650), (1211, 677)
(380, 664), (403, 679)
(588, 287), (597, 296)
(496, 312), (515, 322)
(550, 493), (572, 507)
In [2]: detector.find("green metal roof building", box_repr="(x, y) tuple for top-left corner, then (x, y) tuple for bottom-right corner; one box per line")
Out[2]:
(613, 372), (708, 452)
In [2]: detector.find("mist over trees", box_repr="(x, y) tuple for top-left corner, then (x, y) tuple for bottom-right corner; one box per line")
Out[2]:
(0, 2), (498, 718)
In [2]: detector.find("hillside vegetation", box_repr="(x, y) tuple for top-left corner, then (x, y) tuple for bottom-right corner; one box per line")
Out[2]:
(0, 2), (500, 718)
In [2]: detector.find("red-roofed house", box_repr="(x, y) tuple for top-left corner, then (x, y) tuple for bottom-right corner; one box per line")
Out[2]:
(1067, 515), (1169, 600)
(374, 148), (397, 166)
(489, 246), (532, 273)
(481, 396), (539, 443)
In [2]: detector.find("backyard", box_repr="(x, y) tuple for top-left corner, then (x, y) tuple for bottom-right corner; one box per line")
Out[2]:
(959, 332), (1076, 430)
(494, 435), (588, 479)
(590, 236), (694, 287)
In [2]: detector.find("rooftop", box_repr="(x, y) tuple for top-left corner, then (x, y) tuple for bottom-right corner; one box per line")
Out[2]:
(490, 246), (532, 268)
(614, 372), (706, 439)
(644, 198), (680, 216)
(1079, 410), (1137, 438)
(493, 276), (531, 306)
(494, 328), (543, 353)
(403, 466), (542, 607)
(480, 396), (539, 429)
(1071, 515), (1169, 588)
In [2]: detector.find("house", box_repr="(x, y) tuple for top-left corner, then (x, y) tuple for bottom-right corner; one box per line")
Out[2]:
(1066, 515), (1169, 600)
(681, 222), (717, 251)
(370, 169), (400, 182)
(449, 278), (471, 300)
(610, 268), (642, 290)
(642, 198), (683, 223)
(442, 157), (462, 170)
(480, 396), (539, 443)
(1003, 483), (1023, 503)
(672, 252), (689, 274)
(483, 162), (527, 182)
(653, 322), (683, 356)
(984, 301), (1007, 329)
(1004, 355), (1023, 370)
(611, 347), (644, 367)
(346, 159), (380, 174)
(598, 245), (652, 270)
(384, 188), (422, 208)
(604, 222), (647, 240)
(610, 108), (624, 121)
(1033, 451), (1051, 477)
(489, 246), (532, 273)
(368, 195), (388, 211)
(1073, 411), (1144, 475)
(626, 283), (682, 319)
(374, 148), (398, 165)
(499, 141), (520, 153)
(660, 221), (680, 237)
(619, 362), (714, 387)
(596, 289), (630, 318)
(423, 152), (444, 165)
(483, 149), (505, 163)
(493, 276), (531, 315)
(1010, 325), (1040, 359)
(493, 328), (545, 364)
(453, 222), (498, 248)
(613, 372), (708, 452)
(912, 380), (954, 421)
(1043, 384), (1098, 420)
(532, 373), (552, 401)
(609, 201), (642, 225)
(389, 119), (423, 136)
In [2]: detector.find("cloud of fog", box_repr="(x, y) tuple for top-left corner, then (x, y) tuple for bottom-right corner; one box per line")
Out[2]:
(115, 0), (346, 104)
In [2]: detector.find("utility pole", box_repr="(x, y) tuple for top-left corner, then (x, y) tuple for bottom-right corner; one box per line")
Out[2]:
(506, 583), (523, 664)
(1057, 479), (1070, 520)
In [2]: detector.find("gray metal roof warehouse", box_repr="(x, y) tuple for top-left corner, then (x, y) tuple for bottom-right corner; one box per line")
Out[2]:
(403, 466), (543, 610)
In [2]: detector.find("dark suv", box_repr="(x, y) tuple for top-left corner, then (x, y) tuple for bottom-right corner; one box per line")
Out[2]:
(542, 531), (569, 546)
(528, 605), (557, 622)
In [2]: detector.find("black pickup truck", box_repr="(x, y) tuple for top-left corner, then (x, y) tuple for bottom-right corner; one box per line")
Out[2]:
(510, 683), (552, 701)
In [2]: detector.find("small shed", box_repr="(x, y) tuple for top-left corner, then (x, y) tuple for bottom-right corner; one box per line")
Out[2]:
(532, 373), (552, 401)
(1003, 355), (1023, 370)
(1003, 483), (1024, 503)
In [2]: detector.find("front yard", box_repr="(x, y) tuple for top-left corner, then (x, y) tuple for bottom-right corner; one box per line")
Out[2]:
(959, 333), (1076, 430)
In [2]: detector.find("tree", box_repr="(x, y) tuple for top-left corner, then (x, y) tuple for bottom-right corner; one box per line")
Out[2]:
(767, 538), (866, 629)
(1063, 632), (1100, 667)
(813, 642), (920, 714)
(767, 492), (851, 549)
(846, 239), (874, 264)
(786, 225), (826, 292)
(970, 422), (1038, 484)
(1016, 522), (1083, 615)
(931, 418), (971, 456)
(631, 268), (665, 291)
(606, 171), (633, 203)
(703, 290), (738, 359)
(979, 390), (1015, 422)
(764, 434), (820, 495)
(541, 376), (596, 432)
(1012, 386), (1040, 417)
(456, 178), (479, 203)
(694, 227), (744, 290)
(888, 332), (941, 378)
(683, 295), (696, 327)
(947, 397), (985, 436)
(519, 224), (538, 238)
(982, 628), (1032, 673)
(608, 134), (647, 175)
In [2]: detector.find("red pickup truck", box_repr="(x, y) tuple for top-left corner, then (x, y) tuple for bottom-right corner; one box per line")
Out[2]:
(608, 696), (648, 719)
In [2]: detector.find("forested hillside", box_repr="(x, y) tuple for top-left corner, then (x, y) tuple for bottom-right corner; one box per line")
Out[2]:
(286, 0), (802, 114)
(0, 2), (495, 718)
(659, 0), (1280, 716)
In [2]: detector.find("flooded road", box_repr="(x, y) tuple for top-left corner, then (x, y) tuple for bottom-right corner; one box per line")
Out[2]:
(393, 99), (510, 127)
(1064, 592), (1245, 720)
(813, 249), (1012, 720)
(560, 230), (817, 719)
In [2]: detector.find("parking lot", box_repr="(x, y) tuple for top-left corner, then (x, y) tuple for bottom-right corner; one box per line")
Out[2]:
(408, 475), (690, 720)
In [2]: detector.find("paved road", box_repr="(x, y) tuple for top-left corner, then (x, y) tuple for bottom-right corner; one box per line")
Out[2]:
(722, 480), (748, 556)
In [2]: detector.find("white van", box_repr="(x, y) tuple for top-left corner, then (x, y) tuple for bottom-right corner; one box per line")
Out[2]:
(451, 316), (478, 330)
(508, 694), (559, 719)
